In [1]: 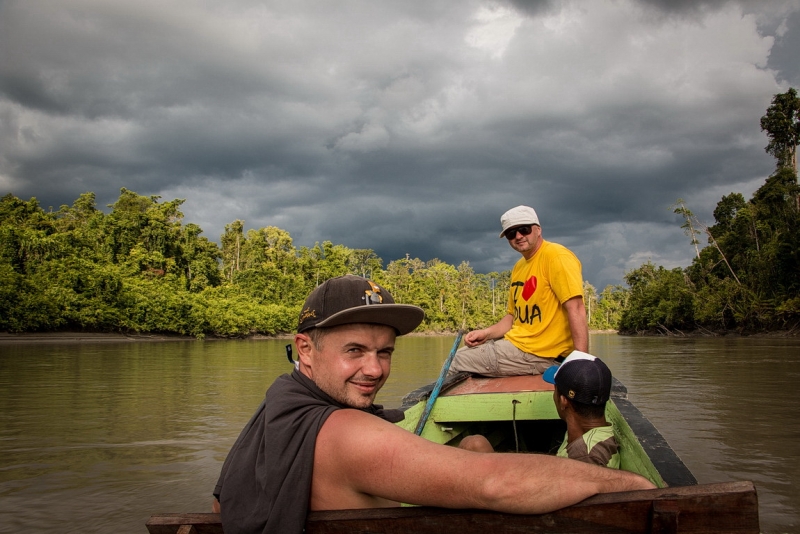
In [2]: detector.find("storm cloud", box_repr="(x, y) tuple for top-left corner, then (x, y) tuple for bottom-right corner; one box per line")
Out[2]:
(2, 0), (798, 289)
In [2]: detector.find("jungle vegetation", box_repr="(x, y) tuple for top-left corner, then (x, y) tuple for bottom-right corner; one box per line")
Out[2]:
(0, 187), (628, 337)
(1, 89), (796, 337)
(619, 88), (800, 334)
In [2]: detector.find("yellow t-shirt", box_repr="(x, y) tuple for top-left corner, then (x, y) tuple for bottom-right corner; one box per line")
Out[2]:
(503, 240), (584, 358)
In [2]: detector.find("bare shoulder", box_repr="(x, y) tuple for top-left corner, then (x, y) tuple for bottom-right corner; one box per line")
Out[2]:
(314, 409), (426, 473)
(311, 409), (417, 510)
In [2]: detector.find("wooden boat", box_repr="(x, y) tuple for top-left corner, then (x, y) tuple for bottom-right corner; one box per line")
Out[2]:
(146, 372), (760, 533)
(398, 372), (698, 487)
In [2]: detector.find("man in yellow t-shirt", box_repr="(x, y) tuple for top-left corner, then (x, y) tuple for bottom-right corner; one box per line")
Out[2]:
(448, 205), (588, 377)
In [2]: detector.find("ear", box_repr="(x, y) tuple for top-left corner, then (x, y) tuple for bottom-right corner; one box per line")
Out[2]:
(555, 391), (570, 413)
(295, 333), (315, 368)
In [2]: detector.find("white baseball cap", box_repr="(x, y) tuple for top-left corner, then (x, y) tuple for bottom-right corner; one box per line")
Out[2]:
(499, 205), (540, 238)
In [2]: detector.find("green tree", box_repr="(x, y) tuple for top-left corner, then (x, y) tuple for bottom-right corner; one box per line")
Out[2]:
(761, 87), (800, 172)
(583, 281), (597, 327)
(232, 226), (305, 305)
(104, 188), (156, 263)
(180, 223), (221, 292)
(405, 259), (457, 331)
(592, 285), (628, 330)
(382, 255), (424, 305)
(347, 249), (383, 279)
(454, 261), (477, 329)
(672, 199), (702, 259)
(672, 198), (740, 285)
(221, 220), (245, 281)
(747, 167), (800, 296)
(619, 262), (695, 333)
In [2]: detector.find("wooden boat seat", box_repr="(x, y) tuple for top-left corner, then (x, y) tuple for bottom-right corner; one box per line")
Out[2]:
(442, 374), (554, 396)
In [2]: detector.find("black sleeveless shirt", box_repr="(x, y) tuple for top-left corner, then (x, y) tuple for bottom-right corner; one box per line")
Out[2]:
(213, 369), (404, 534)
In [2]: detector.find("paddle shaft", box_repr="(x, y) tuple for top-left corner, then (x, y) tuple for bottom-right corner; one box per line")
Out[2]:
(414, 330), (465, 435)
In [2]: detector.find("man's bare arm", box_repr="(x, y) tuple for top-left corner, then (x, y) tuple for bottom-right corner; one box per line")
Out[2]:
(563, 296), (589, 353)
(312, 409), (654, 514)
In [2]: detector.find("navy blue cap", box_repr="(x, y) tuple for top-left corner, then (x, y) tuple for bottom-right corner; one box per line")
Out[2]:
(543, 351), (612, 405)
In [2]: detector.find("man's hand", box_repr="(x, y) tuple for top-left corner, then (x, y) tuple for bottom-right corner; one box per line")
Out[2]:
(464, 314), (514, 347)
(464, 329), (490, 347)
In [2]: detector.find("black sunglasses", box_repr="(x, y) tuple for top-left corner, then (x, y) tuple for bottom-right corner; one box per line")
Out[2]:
(504, 224), (534, 240)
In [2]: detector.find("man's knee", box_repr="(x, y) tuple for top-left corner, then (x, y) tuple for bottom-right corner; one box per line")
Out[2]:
(448, 344), (499, 376)
(458, 434), (494, 453)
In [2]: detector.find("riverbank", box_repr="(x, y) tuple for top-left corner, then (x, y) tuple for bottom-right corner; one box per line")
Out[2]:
(0, 332), (201, 343)
(0, 330), (621, 343)
(618, 325), (800, 337)
(5, 327), (797, 344)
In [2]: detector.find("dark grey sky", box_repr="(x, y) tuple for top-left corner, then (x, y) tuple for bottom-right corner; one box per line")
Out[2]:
(2, 0), (798, 289)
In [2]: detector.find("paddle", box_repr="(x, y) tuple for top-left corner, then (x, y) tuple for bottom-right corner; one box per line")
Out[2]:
(414, 329), (465, 435)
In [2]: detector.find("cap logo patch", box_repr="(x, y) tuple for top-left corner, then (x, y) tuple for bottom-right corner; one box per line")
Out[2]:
(568, 390), (576, 399)
(299, 308), (317, 323)
(364, 280), (383, 304)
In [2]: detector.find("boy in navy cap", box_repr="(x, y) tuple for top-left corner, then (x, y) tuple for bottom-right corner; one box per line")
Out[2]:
(543, 351), (620, 468)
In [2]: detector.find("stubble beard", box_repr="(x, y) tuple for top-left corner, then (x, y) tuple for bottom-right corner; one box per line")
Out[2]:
(325, 376), (384, 409)
(512, 233), (541, 258)
(512, 240), (533, 255)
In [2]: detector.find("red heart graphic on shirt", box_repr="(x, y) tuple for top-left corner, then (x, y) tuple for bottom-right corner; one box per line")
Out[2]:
(522, 276), (537, 300)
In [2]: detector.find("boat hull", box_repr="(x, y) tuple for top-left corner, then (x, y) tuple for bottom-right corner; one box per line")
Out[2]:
(146, 481), (759, 533)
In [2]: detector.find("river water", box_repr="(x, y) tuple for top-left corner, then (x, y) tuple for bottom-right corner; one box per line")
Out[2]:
(0, 334), (797, 533)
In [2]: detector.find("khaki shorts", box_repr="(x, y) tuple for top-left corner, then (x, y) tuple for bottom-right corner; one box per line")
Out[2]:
(447, 338), (556, 377)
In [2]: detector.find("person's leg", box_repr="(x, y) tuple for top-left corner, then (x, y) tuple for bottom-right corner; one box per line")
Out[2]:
(492, 340), (555, 376)
(447, 340), (503, 376)
(449, 339), (555, 377)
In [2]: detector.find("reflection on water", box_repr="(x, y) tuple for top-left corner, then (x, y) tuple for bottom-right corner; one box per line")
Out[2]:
(0, 335), (798, 533)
